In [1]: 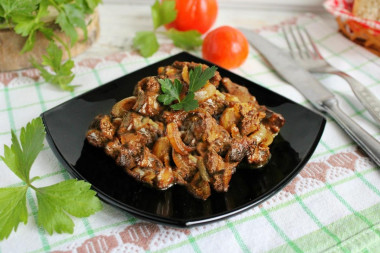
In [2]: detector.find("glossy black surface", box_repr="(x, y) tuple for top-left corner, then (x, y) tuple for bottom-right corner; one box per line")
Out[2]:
(41, 52), (326, 227)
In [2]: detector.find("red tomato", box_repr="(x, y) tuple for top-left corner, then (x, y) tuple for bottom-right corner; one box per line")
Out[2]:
(165, 0), (218, 34)
(202, 26), (249, 69)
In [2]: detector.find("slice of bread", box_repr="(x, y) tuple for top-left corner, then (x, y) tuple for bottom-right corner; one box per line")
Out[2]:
(353, 0), (380, 21)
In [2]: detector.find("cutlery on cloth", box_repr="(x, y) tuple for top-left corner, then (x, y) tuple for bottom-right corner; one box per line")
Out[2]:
(282, 25), (380, 125)
(239, 27), (380, 167)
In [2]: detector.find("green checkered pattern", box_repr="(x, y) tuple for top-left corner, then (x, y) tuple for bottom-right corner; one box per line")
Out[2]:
(1, 14), (380, 253)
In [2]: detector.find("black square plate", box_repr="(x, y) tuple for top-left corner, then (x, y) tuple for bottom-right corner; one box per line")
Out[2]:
(41, 52), (325, 227)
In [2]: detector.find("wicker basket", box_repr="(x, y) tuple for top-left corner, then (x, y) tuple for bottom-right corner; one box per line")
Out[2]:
(324, 0), (380, 56)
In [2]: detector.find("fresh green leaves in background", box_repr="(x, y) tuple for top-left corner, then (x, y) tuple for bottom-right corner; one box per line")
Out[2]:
(32, 42), (76, 92)
(0, 0), (102, 91)
(157, 65), (217, 111)
(151, 0), (176, 29)
(0, 118), (103, 240)
(133, 0), (203, 57)
(0, 0), (39, 25)
(133, 31), (159, 59)
(56, 3), (88, 46)
(166, 28), (203, 49)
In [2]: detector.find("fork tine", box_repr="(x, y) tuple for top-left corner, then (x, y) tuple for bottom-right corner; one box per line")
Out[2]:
(302, 28), (323, 59)
(282, 26), (295, 58)
(295, 26), (314, 59)
(288, 25), (305, 59)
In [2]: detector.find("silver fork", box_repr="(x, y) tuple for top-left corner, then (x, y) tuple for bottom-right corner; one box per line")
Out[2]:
(282, 25), (380, 125)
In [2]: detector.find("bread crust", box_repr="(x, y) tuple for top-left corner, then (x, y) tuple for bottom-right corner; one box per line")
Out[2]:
(353, 0), (380, 21)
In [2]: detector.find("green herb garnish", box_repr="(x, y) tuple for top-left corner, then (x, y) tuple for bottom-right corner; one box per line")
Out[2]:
(0, 118), (102, 240)
(32, 42), (76, 92)
(133, 0), (203, 57)
(0, 0), (102, 91)
(157, 65), (217, 111)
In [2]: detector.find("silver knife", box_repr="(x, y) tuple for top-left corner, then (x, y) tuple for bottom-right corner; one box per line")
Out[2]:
(240, 28), (380, 167)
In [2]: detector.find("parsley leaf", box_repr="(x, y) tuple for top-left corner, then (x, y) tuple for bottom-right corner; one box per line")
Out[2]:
(0, 6), (4, 18)
(170, 91), (199, 111)
(0, 117), (103, 240)
(157, 78), (182, 105)
(0, 0), (38, 22)
(0, 118), (44, 183)
(151, 0), (177, 29)
(76, 0), (102, 14)
(36, 179), (102, 235)
(56, 3), (87, 45)
(86, 0), (102, 11)
(32, 42), (76, 92)
(158, 65), (217, 112)
(11, 0), (50, 53)
(133, 31), (159, 58)
(133, 0), (202, 57)
(0, 186), (28, 240)
(189, 65), (217, 92)
(13, 15), (45, 53)
(166, 29), (203, 49)
(0, 0), (101, 91)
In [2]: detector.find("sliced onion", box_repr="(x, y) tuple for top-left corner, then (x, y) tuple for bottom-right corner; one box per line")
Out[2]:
(111, 96), (137, 117)
(182, 65), (189, 84)
(197, 156), (210, 182)
(249, 124), (273, 146)
(172, 149), (196, 172)
(156, 167), (174, 189)
(152, 136), (171, 167)
(194, 82), (216, 102)
(220, 107), (240, 133)
(166, 122), (194, 155)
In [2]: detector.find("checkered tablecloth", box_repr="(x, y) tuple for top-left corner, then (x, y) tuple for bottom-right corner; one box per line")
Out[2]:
(1, 13), (380, 253)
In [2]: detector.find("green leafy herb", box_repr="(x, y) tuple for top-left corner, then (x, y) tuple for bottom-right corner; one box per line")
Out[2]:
(12, 1), (50, 53)
(165, 28), (203, 49)
(133, 0), (202, 57)
(32, 42), (76, 92)
(0, 0), (102, 91)
(157, 65), (217, 112)
(133, 31), (159, 58)
(56, 3), (88, 46)
(36, 179), (102, 235)
(77, 0), (102, 14)
(2, 117), (44, 183)
(0, 186), (29, 241)
(170, 91), (199, 111)
(0, 0), (39, 24)
(157, 78), (182, 105)
(189, 65), (218, 92)
(0, 118), (103, 240)
(151, 0), (177, 29)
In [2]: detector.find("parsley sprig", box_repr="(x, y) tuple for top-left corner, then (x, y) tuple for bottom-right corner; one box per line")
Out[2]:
(0, 0), (101, 91)
(133, 0), (203, 57)
(32, 42), (77, 92)
(0, 118), (103, 240)
(157, 65), (217, 111)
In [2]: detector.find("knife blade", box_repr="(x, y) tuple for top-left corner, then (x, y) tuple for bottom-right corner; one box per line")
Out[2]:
(240, 27), (334, 110)
(240, 28), (380, 166)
